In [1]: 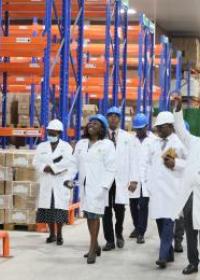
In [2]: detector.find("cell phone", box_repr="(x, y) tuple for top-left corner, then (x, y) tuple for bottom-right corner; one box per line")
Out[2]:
(53, 155), (63, 163)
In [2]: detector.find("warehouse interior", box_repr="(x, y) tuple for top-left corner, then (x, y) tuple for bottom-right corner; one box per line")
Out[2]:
(0, 1), (200, 279)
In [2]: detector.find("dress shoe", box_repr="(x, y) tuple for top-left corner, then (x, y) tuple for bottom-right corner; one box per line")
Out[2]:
(102, 242), (115, 251)
(117, 238), (125, 249)
(129, 229), (138, 239)
(46, 235), (56, 243)
(174, 242), (183, 253)
(156, 259), (167, 269)
(182, 264), (198, 275)
(57, 237), (64, 246)
(84, 246), (101, 258)
(137, 235), (145, 244)
(87, 253), (97, 264)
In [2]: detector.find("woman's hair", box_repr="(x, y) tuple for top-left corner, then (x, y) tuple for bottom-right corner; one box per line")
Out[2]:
(83, 122), (107, 140)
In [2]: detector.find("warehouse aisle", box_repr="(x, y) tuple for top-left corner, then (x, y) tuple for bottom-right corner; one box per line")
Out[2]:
(0, 213), (189, 280)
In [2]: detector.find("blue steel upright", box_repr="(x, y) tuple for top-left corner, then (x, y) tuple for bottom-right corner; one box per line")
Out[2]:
(175, 50), (182, 93)
(41, 0), (53, 135)
(59, 0), (71, 140)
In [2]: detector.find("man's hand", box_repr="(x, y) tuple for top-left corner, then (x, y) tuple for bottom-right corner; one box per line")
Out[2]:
(171, 95), (182, 112)
(163, 155), (175, 170)
(128, 182), (138, 193)
(44, 166), (54, 175)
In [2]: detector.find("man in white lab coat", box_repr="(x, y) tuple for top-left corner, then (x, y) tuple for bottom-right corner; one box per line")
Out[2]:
(102, 106), (139, 251)
(173, 96), (200, 275)
(129, 113), (151, 244)
(141, 111), (187, 268)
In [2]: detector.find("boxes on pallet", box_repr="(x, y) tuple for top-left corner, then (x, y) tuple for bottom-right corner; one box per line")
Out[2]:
(0, 166), (13, 181)
(4, 210), (36, 224)
(125, 116), (132, 131)
(18, 103), (30, 115)
(0, 195), (13, 210)
(0, 113), (11, 126)
(18, 115), (30, 127)
(13, 196), (37, 210)
(5, 181), (39, 197)
(83, 104), (98, 116)
(5, 150), (34, 167)
(0, 182), (5, 195)
(14, 167), (37, 182)
(125, 106), (134, 116)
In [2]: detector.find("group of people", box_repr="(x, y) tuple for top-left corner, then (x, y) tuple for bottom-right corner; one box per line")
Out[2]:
(33, 95), (200, 275)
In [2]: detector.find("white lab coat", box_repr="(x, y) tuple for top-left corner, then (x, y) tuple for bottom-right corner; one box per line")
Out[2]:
(129, 133), (155, 199)
(33, 140), (76, 210)
(174, 111), (200, 229)
(73, 139), (116, 215)
(111, 129), (139, 204)
(140, 133), (187, 220)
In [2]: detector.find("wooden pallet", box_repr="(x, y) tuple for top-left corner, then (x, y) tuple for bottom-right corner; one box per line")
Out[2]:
(0, 223), (36, 232)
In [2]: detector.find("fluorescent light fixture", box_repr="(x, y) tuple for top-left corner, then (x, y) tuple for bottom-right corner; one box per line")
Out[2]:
(121, 8), (137, 15)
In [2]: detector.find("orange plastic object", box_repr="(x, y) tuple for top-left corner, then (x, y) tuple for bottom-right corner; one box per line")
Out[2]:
(36, 223), (48, 233)
(68, 203), (80, 225)
(0, 231), (10, 257)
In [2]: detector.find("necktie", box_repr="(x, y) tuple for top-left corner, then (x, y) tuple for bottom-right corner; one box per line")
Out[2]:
(161, 138), (168, 151)
(111, 131), (116, 147)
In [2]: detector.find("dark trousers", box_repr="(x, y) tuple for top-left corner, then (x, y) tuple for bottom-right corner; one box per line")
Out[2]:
(174, 216), (184, 244)
(129, 192), (149, 236)
(156, 218), (174, 260)
(103, 182), (125, 243)
(183, 193), (199, 266)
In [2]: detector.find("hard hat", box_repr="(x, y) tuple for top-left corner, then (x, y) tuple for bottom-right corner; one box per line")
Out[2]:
(47, 119), (64, 132)
(184, 121), (190, 131)
(133, 113), (148, 129)
(154, 111), (175, 127)
(106, 106), (121, 117)
(89, 114), (109, 130)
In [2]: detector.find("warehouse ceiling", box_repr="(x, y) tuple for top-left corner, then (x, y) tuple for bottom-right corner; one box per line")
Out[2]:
(129, 0), (200, 37)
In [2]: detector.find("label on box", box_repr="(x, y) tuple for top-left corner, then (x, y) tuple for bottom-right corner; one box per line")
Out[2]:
(0, 197), (3, 205)
(14, 158), (29, 167)
(12, 212), (26, 221)
(0, 171), (4, 180)
(14, 184), (29, 195)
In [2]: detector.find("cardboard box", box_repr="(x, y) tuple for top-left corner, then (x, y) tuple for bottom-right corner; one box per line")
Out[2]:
(83, 104), (98, 116)
(5, 181), (39, 197)
(18, 115), (30, 127)
(0, 181), (5, 195)
(125, 106), (134, 116)
(0, 210), (4, 224)
(0, 195), (13, 209)
(5, 151), (34, 167)
(14, 168), (37, 181)
(0, 113), (11, 126)
(18, 103), (30, 115)
(0, 166), (13, 181)
(13, 195), (37, 210)
(0, 151), (6, 166)
(4, 210), (36, 224)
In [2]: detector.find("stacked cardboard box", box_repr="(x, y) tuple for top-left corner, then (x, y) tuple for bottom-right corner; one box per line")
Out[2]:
(125, 106), (134, 131)
(0, 149), (39, 226)
(82, 104), (98, 127)
(17, 94), (30, 127)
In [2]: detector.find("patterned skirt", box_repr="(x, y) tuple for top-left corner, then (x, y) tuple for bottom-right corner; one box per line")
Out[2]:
(36, 192), (68, 224)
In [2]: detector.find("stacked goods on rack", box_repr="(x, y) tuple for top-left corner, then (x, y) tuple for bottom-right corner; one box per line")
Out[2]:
(0, 150), (39, 228)
(82, 104), (98, 127)
(171, 38), (200, 70)
(124, 106), (134, 131)
(0, 94), (14, 127)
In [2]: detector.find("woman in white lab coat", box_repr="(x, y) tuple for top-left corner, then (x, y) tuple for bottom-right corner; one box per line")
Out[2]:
(33, 119), (75, 246)
(70, 114), (116, 264)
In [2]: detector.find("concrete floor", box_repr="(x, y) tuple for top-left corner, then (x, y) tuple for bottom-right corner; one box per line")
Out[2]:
(0, 212), (198, 280)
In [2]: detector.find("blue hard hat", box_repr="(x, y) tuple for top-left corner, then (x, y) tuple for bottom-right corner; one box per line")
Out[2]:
(106, 106), (121, 117)
(133, 113), (148, 129)
(89, 114), (109, 130)
(184, 121), (190, 131)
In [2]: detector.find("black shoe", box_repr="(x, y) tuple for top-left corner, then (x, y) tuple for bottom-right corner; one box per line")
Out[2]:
(174, 242), (183, 253)
(84, 246), (101, 258)
(102, 242), (115, 251)
(182, 264), (198, 275)
(87, 253), (97, 264)
(156, 259), (167, 269)
(57, 237), (64, 246)
(129, 229), (138, 239)
(167, 254), (174, 263)
(46, 236), (56, 243)
(137, 235), (145, 244)
(116, 238), (125, 249)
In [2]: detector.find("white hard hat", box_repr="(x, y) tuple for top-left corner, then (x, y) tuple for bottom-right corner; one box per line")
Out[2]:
(47, 119), (64, 132)
(154, 111), (175, 127)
